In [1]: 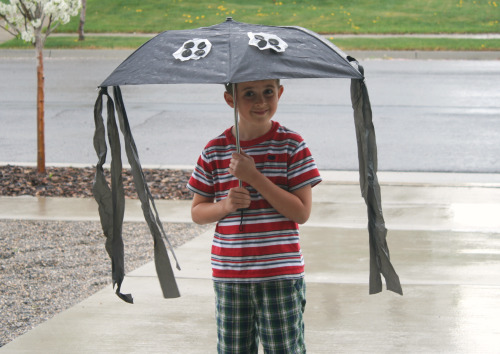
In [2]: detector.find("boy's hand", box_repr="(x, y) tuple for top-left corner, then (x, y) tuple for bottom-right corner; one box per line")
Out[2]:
(229, 151), (259, 183)
(225, 187), (251, 213)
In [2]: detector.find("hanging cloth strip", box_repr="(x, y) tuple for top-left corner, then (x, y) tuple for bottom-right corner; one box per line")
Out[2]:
(350, 64), (403, 296)
(93, 87), (181, 303)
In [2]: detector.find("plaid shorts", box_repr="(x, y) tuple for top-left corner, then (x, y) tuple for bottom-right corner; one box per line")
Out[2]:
(213, 279), (306, 354)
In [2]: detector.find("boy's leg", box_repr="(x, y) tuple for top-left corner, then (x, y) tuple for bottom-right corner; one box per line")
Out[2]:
(213, 282), (259, 354)
(255, 279), (307, 354)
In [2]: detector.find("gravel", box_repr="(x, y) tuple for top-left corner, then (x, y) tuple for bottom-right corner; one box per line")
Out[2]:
(0, 166), (211, 348)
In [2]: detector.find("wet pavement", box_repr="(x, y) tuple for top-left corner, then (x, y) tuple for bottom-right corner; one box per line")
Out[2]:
(1, 171), (500, 353)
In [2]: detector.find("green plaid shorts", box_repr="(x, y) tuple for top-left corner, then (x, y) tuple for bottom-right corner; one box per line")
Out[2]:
(213, 279), (306, 354)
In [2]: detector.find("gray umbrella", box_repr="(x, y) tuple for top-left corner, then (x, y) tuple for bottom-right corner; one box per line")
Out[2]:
(100, 18), (362, 86)
(93, 18), (402, 303)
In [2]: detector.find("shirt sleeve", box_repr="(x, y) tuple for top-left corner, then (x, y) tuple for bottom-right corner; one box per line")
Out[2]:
(287, 140), (322, 191)
(187, 150), (215, 198)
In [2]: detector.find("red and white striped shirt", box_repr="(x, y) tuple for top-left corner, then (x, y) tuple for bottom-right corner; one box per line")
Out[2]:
(188, 121), (321, 282)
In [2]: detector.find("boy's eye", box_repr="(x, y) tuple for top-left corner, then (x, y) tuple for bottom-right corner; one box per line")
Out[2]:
(244, 91), (255, 97)
(264, 89), (274, 95)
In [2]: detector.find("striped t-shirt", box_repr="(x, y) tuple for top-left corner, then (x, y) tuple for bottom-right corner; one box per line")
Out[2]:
(187, 121), (321, 282)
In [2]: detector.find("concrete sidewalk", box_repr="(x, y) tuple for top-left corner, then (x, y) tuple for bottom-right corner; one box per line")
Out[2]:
(1, 171), (500, 353)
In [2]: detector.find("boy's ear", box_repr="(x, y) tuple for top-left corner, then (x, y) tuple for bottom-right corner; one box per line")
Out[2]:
(278, 85), (284, 99)
(224, 92), (235, 108)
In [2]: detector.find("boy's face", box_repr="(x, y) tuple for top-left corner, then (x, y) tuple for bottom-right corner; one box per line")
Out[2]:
(224, 79), (284, 126)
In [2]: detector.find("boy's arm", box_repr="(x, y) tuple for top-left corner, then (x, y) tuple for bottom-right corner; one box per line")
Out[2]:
(191, 187), (251, 225)
(229, 152), (313, 224)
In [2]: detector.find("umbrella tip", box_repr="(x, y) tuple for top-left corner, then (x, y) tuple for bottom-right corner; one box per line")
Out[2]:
(226, 17), (233, 22)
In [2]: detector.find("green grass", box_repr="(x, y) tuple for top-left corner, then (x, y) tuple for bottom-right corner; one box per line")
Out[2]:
(2, 0), (498, 50)
(0, 36), (151, 49)
(55, 0), (500, 34)
(2, 35), (499, 51)
(331, 37), (500, 51)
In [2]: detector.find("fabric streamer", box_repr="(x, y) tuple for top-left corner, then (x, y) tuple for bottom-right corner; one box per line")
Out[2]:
(351, 65), (403, 295)
(93, 87), (180, 303)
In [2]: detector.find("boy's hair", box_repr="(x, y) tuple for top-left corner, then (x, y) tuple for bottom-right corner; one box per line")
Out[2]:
(224, 79), (281, 95)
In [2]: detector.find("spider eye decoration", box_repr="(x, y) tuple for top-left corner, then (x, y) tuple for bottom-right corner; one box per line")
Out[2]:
(173, 39), (212, 61)
(247, 32), (288, 53)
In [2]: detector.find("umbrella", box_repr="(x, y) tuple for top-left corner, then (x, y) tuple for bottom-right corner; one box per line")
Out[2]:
(100, 19), (362, 86)
(93, 18), (402, 303)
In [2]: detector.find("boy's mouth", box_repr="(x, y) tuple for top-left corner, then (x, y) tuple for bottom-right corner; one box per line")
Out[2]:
(253, 109), (269, 116)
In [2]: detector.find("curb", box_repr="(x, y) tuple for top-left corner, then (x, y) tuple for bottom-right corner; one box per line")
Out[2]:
(3, 162), (500, 186)
(0, 48), (499, 61)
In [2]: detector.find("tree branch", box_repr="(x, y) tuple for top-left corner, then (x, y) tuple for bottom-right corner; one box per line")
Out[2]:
(14, 1), (32, 36)
(0, 18), (22, 37)
(17, 0), (35, 21)
(45, 15), (56, 37)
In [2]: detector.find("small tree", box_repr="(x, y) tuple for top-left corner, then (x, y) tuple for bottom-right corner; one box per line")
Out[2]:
(0, 0), (81, 174)
(77, 0), (85, 41)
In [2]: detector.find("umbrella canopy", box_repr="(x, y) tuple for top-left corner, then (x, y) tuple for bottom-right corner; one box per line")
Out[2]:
(93, 19), (402, 303)
(100, 18), (363, 86)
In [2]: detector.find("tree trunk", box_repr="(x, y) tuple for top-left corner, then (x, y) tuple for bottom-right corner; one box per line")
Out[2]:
(78, 0), (86, 41)
(35, 35), (45, 174)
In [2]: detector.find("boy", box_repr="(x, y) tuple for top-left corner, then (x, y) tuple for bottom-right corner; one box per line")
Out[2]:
(187, 79), (321, 353)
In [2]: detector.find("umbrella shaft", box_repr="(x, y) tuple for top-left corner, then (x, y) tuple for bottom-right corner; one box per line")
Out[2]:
(232, 83), (242, 188)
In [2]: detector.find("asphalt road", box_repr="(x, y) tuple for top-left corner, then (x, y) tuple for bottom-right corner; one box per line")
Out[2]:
(0, 50), (499, 172)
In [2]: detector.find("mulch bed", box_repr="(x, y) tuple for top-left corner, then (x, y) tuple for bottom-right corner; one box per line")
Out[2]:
(0, 165), (194, 200)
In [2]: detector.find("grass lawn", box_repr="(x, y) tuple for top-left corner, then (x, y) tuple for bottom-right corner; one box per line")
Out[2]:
(0, 36), (151, 49)
(1, 0), (498, 50)
(331, 37), (500, 51)
(54, 0), (500, 34)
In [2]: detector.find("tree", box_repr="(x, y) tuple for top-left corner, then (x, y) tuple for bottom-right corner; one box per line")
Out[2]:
(77, 0), (85, 41)
(0, 0), (81, 174)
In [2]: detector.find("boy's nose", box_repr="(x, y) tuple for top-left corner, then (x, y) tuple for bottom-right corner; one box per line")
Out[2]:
(254, 94), (266, 104)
